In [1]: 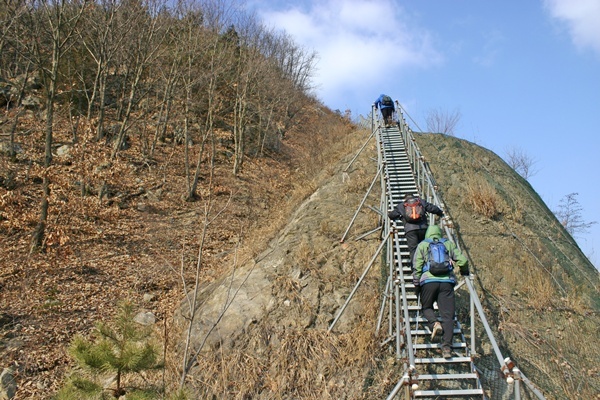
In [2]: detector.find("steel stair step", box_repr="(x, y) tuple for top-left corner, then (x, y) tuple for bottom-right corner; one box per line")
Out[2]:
(414, 388), (484, 397)
(415, 356), (472, 364)
(413, 342), (467, 350)
(417, 373), (478, 380)
(411, 328), (460, 335)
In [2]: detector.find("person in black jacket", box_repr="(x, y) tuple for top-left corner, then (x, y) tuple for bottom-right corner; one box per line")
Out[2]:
(388, 193), (444, 268)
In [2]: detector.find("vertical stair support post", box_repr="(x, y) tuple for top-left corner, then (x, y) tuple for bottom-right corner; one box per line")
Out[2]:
(388, 227), (395, 338)
(393, 234), (416, 366)
(378, 128), (387, 232)
(514, 367), (522, 400)
(465, 278), (506, 367)
(395, 277), (402, 358)
(377, 163), (392, 337)
(419, 160), (425, 197)
(372, 104), (376, 134)
(416, 156), (422, 194)
(470, 274), (476, 355)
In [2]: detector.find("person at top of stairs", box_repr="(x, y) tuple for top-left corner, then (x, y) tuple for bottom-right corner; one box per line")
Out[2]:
(413, 225), (470, 358)
(374, 94), (395, 127)
(388, 194), (444, 269)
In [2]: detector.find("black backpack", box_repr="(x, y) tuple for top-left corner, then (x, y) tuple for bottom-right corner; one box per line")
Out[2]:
(381, 95), (393, 106)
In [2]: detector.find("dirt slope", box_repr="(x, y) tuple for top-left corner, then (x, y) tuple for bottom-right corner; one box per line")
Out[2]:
(0, 102), (363, 398)
(1, 111), (598, 399)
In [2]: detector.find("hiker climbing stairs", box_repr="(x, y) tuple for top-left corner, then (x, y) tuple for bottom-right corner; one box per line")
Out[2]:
(332, 101), (546, 400)
(379, 122), (485, 399)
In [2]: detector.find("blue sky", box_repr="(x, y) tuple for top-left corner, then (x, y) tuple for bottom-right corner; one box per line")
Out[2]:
(246, 0), (600, 268)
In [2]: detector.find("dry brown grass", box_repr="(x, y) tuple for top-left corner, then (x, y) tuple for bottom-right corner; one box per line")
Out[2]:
(520, 262), (556, 310)
(464, 176), (502, 219)
(499, 309), (600, 400)
(185, 286), (392, 400)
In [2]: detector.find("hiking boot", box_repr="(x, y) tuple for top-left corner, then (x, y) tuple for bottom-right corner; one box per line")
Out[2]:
(442, 346), (452, 359)
(431, 322), (442, 341)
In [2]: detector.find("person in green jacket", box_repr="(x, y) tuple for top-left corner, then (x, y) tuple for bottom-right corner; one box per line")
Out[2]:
(413, 224), (470, 358)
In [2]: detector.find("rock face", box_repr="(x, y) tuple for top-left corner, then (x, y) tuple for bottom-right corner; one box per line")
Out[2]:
(175, 161), (380, 345)
(173, 141), (385, 397)
(0, 368), (16, 400)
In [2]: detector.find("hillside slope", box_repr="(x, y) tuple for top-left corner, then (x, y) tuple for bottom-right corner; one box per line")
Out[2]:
(176, 130), (599, 399)
(2, 111), (598, 399)
(415, 133), (600, 399)
(0, 100), (363, 399)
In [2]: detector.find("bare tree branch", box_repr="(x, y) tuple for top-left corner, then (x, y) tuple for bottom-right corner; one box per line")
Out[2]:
(425, 107), (461, 136)
(554, 192), (597, 237)
(505, 146), (538, 180)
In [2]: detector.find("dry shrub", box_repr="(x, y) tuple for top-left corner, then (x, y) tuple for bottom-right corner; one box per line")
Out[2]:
(296, 239), (314, 268)
(505, 200), (524, 222)
(274, 274), (302, 303)
(501, 309), (600, 400)
(563, 286), (589, 314)
(521, 263), (555, 310)
(485, 248), (557, 310)
(464, 177), (501, 219)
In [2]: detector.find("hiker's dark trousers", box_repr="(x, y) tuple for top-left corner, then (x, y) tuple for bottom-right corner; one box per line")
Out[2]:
(381, 107), (393, 123)
(406, 228), (427, 268)
(421, 281), (455, 349)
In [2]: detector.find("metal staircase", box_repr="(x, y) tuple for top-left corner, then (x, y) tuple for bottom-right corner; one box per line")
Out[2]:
(380, 123), (484, 399)
(330, 102), (547, 400)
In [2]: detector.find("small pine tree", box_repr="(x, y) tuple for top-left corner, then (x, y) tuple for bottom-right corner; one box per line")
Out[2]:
(55, 301), (163, 399)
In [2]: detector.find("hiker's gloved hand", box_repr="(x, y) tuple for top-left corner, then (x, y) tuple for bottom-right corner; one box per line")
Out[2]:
(461, 269), (470, 276)
(413, 278), (420, 293)
(414, 283), (421, 297)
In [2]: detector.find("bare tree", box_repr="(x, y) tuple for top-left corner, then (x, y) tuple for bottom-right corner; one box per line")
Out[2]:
(505, 146), (538, 179)
(75, 0), (130, 140)
(425, 107), (461, 136)
(261, 30), (317, 93)
(110, 0), (168, 159)
(179, 0), (237, 200)
(24, 0), (86, 251)
(231, 25), (263, 175)
(554, 192), (597, 237)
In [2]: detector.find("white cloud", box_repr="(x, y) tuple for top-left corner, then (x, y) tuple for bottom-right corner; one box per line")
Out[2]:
(256, 0), (443, 106)
(544, 0), (600, 56)
(472, 29), (504, 67)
